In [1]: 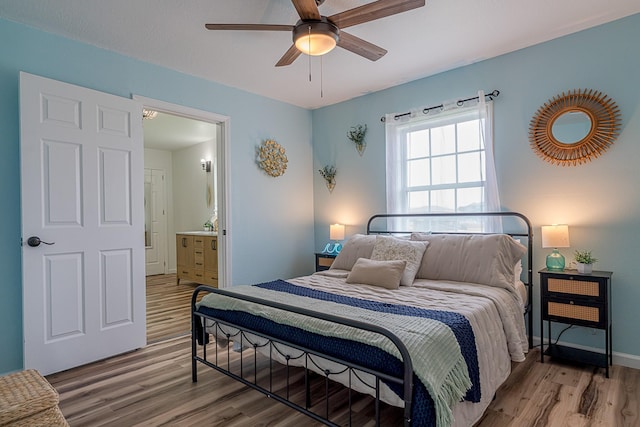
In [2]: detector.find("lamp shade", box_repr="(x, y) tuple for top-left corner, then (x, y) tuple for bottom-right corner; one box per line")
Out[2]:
(541, 225), (570, 248)
(329, 223), (345, 241)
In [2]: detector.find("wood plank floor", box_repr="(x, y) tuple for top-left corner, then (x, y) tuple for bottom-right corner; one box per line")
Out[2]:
(48, 336), (640, 426)
(46, 278), (640, 426)
(146, 274), (206, 344)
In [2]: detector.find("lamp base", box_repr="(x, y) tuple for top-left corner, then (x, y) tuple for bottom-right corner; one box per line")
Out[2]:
(322, 242), (342, 255)
(546, 248), (565, 271)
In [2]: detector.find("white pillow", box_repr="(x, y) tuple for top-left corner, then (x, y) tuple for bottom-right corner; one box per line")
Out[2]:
(514, 260), (523, 284)
(346, 258), (406, 290)
(410, 232), (432, 240)
(370, 235), (428, 286)
(513, 239), (524, 286)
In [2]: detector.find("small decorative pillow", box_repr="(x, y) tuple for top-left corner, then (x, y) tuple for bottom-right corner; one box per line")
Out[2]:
(370, 235), (428, 286)
(346, 258), (407, 290)
(330, 234), (376, 271)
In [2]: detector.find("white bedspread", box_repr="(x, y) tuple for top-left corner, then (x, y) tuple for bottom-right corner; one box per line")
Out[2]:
(202, 272), (527, 427)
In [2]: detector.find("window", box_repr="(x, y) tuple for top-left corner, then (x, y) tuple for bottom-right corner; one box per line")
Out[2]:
(403, 109), (486, 212)
(385, 97), (500, 231)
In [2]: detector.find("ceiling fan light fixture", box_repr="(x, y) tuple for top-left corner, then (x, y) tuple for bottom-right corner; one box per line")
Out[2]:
(142, 108), (158, 120)
(293, 19), (339, 56)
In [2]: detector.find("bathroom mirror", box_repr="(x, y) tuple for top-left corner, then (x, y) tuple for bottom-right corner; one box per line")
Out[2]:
(529, 89), (621, 166)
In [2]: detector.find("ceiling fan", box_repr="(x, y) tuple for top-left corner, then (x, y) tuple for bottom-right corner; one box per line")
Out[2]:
(205, 0), (426, 67)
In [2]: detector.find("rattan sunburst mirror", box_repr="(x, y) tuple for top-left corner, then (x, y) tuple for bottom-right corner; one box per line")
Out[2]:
(529, 89), (621, 166)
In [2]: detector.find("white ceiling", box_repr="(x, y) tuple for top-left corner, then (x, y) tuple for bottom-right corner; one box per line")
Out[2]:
(1, 0), (639, 109)
(142, 112), (218, 152)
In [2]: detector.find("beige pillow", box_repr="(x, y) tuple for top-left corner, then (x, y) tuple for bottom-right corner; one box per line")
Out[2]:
(330, 234), (376, 271)
(370, 235), (428, 286)
(346, 258), (406, 290)
(413, 233), (526, 290)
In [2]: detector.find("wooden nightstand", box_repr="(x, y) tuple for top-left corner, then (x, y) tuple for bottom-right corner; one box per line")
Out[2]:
(315, 252), (336, 272)
(539, 268), (613, 377)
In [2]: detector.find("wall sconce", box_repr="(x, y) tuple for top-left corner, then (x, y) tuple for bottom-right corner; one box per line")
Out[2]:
(322, 223), (345, 254)
(541, 224), (570, 271)
(200, 159), (211, 173)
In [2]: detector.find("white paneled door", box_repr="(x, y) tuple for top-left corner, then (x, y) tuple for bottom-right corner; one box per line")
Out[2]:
(144, 168), (166, 275)
(20, 72), (146, 375)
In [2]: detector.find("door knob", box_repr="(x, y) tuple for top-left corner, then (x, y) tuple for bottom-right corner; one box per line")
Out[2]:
(26, 236), (55, 247)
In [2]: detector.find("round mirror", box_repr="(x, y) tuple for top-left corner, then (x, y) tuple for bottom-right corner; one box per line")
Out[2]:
(529, 89), (621, 166)
(551, 110), (592, 144)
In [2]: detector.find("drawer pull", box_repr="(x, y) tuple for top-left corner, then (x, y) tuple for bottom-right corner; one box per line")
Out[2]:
(570, 301), (574, 305)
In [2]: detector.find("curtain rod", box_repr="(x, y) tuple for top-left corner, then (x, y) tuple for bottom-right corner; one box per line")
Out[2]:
(380, 89), (500, 122)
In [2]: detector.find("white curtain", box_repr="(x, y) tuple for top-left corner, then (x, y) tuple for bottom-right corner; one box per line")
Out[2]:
(477, 90), (503, 231)
(384, 90), (502, 231)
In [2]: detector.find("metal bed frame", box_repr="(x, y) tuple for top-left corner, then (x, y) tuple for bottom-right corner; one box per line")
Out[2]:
(366, 212), (534, 349)
(191, 212), (533, 426)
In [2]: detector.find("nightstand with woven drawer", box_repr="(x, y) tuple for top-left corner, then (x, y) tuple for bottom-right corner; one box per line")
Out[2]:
(539, 268), (613, 377)
(315, 252), (337, 272)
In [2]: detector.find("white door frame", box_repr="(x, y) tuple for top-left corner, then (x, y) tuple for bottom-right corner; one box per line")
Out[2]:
(134, 96), (232, 288)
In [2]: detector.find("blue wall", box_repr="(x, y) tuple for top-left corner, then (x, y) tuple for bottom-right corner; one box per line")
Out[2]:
(3, 12), (640, 374)
(312, 14), (640, 360)
(0, 18), (315, 373)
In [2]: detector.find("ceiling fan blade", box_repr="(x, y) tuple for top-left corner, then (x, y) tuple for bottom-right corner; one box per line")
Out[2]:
(329, 0), (425, 29)
(275, 44), (303, 67)
(291, 0), (321, 21)
(205, 23), (293, 31)
(337, 31), (387, 61)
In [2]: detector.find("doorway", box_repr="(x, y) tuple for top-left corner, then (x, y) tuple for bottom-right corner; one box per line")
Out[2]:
(135, 96), (231, 343)
(142, 111), (219, 276)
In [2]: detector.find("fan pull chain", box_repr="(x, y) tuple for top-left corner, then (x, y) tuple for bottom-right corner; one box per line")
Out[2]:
(308, 25), (312, 82)
(320, 55), (324, 98)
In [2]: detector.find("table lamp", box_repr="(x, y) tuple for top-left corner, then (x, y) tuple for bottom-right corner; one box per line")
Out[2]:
(541, 225), (570, 271)
(323, 224), (345, 254)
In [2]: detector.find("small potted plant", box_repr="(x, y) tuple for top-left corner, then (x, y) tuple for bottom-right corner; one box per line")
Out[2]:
(574, 250), (597, 274)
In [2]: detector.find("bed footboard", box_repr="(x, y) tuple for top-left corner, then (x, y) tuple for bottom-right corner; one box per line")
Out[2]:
(191, 285), (414, 426)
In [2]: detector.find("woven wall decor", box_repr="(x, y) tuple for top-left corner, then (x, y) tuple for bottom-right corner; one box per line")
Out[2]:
(529, 89), (621, 166)
(257, 139), (288, 177)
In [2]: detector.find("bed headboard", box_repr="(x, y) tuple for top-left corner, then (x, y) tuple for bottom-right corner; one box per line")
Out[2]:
(366, 211), (533, 348)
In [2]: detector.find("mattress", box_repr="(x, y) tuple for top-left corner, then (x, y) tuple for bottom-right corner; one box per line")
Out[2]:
(199, 271), (527, 427)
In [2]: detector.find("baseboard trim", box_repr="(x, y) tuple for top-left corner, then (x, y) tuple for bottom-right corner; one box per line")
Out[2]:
(532, 335), (640, 370)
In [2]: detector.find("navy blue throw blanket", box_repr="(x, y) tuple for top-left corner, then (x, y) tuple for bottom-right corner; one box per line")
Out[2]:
(196, 280), (480, 427)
